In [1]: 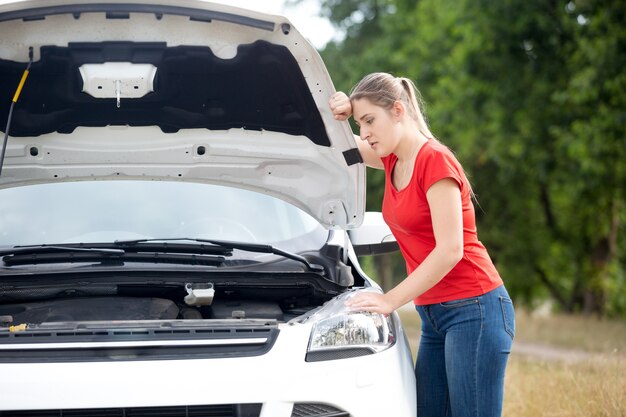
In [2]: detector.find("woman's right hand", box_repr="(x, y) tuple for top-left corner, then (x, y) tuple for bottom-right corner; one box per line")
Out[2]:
(329, 92), (352, 121)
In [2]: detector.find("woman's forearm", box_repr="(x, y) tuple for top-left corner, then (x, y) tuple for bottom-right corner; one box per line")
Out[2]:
(385, 244), (463, 309)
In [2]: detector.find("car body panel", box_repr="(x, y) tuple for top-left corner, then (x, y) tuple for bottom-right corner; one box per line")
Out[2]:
(0, 0), (364, 228)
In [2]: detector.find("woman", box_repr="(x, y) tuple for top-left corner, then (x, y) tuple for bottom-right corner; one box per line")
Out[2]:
(329, 72), (515, 417)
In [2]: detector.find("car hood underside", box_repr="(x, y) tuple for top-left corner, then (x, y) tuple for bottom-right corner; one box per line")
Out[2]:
(0, 0), (365, 228)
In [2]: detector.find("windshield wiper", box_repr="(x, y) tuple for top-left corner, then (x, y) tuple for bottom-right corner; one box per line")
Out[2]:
(0, 239), (324, 272)
(115, 238), (324, 273)
(0, 245), (125, 256)
(0, 243), (225, 267)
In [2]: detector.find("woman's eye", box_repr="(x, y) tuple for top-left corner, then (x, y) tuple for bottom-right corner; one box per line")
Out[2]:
(366, 119), (373, 125)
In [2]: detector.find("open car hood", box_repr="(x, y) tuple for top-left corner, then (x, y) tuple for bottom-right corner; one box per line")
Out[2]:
(0, 0), (364, 228)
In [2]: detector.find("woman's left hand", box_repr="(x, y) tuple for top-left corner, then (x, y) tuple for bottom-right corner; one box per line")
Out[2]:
(345, 292), (396, 315)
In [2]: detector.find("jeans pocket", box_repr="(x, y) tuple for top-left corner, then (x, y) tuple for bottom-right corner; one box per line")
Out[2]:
(500, 297), (515, 338)
(439, 296), (479, 308)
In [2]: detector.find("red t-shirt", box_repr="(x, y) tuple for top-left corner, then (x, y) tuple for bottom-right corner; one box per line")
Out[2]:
(381, 139), (502, 305)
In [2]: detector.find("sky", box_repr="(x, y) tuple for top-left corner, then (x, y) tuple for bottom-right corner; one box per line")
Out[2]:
(213, 0), (336, 48)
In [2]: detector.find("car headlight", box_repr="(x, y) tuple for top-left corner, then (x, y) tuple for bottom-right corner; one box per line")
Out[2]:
(305, 289), (395, 362)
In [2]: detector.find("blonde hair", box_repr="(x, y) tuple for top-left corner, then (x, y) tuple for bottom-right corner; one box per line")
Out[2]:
(350, 72), (434, 139)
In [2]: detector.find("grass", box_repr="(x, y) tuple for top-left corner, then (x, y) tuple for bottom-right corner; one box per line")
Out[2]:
(513, 308), (626, 354)
(504, 356), (626, 417)
(397, 307), (626, 417)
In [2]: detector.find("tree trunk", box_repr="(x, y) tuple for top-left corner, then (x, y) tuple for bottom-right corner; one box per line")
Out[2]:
(376, 253), (394, 292)
(583, 196), (620, 316)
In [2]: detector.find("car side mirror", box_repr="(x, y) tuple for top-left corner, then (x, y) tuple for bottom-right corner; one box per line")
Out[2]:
(348, 212), (399, 256)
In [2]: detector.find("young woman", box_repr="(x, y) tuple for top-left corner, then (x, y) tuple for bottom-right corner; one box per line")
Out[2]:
(329, 72), (515, 417)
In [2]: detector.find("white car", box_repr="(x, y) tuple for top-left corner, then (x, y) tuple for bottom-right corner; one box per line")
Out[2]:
(0, 1), (416, 416)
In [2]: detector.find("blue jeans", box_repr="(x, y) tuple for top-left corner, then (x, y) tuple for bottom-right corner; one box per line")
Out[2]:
(415, 285), (515, 417)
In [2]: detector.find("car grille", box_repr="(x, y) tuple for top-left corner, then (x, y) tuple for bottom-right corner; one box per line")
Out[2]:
(291, 404), (349, 417)
(0, 404), (262, 417)
(0, 403), (350, 417)
(0, 324), (279, 363)
(0, 404), (349, 417)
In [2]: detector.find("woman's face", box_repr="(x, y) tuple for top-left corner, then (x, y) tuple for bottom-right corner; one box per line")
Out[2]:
(352, 98), (402, 157)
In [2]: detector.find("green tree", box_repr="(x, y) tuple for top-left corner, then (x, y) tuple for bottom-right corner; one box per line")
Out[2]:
(548, 0), (626, 315)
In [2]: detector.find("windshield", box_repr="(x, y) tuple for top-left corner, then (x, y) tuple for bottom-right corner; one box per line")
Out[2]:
(0, 181), (327, 248)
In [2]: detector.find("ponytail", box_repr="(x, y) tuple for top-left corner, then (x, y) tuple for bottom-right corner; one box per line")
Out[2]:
(398, 77), (433, 139)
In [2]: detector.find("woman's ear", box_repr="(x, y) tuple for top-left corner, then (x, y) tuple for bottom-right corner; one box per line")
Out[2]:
(392, 100), (405, 121)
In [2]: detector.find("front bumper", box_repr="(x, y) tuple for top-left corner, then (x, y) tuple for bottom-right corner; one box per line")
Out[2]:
(0, 320), (416, 417)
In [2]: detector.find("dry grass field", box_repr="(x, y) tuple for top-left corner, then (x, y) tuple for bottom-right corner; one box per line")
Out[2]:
(397, 306), (626, 417)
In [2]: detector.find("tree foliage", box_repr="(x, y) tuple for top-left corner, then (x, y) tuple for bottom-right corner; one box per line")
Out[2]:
(318, 0), (626, 316)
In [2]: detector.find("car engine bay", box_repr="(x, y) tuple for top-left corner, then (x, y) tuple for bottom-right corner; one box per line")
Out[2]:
(0, 276), (342, 328)
(0, 296), (292, 324)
